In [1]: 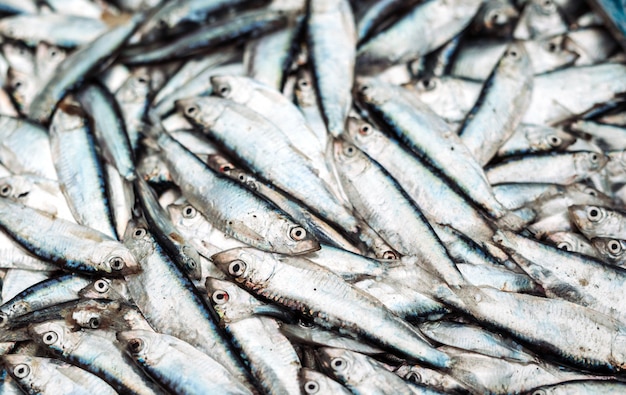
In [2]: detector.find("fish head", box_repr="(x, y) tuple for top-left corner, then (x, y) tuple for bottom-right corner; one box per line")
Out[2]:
(499, 42), (531, 77)
(354, 77), (390, 106)
(210, 75), (253, 103)
(333, 138), (369, 174)
(294, 70), (316, 107)
(93, 240), (141, 276)
(591, 238), (626, 262)
(533, 35), (579, 71)
(564, 184), (613, 206)
(205, 277), (260, 322)
(573, 151), (608, 174)
(117, 329), (163, 365)
(175, 96), (226, 129)
(545, 232), (579, 252)
(345, 117), (385, 155)
(68, 299), (122, 331)
(79, 278), (129, 301)
(123, 218), (156, 265)
(116, 67), (151, 103)
(180, 244), (202, 281)
(300, 368), (347, 394)
(317, 347), (361, 383)
(3, 354), (37, 384)
(28, 320), (76, 355)
(167, 202), (206, 235)
(481, 0), (519, 30)
(260, 216), (320, 255)
(568, 205), (609, 234)
(211, 247), (278, 287)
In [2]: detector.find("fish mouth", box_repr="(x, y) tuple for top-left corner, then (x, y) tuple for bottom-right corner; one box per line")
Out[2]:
(287, 238), (321, 255)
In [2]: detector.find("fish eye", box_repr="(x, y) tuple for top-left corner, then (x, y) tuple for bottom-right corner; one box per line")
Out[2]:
(303, 381), (319, 394)
(0, 184), (11, 197)
(136, 77), (147, 84)
(109, 256), (125, 271)
(289, 226), (307, 241)
(584, 187), (597, 197)
(532, 390), (547, 395)
(405, 371), (422, 383)
(359, 84), (369, 94)
(94, 279), (109, 293)
(421, 78), (437, 91)
(586, 206), (602, 222)
(228, 260), (246, 277)
(185, 105), (198, 116)
(127, 338), (144, 354)
(330, 357), (348, 371)
(157, 19), (167, 28)
(42, 331), (58, 345)
(382, 251), (399, 260)
(359, 124), (372, 135)
(298, 79), (309, 88)
(13, 364), (30, 378)
(556, 242), (571, 251)
(546, 41), (558, 53)
(182, 205), (197, 219)
(589, 153), (600, 163)
(133, 227), (147, 239)
(608, 240), (623, 254)
(186, 259), (197, 270)
(506, 49), (519, 59)
(490, 11), (507, 25)
(88, 317), (101, 329)
(342, 144), (357, 157)
(212, 290), (229, 305)
(0, 313), (8, 326)
(218, 85), (230, 96)
(547, 135), (562, 147)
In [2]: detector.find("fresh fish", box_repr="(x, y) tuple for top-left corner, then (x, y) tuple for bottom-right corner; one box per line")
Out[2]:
(496, 124), (576, 157)
(544, 231), (602, 258)
(77, 83), (135, 182)
(122, 10), (286, 64)
(3, 354), (118, 395)
(147, 124), (320, 255)
(29, 320), (165, 395)
(355, 77), (525, 230)
(317, 347), (424, 395)
(212, 247), (451, 368)
(0, 274), (90, 327)
(206, 277), (302, 395)
(394, 364), (469, 394)
(306, 0), (356, 137)
(49, 98), (117, 238)
(332, 138), (464, 286)
(211, 161), (360, 253)
(135, 176), (202, 280)
(357, 0), (483, 73)
(457, 263), (542, 293)
(0, 198), (138, 276)
(29, 13), (146, 123)
(122, 219), (254, 388)
(445, 286), (626, 372)
(471, 0), (519, 36)
(118, 329), (253, 395)
(569, 204), (626, 239)
(485, 152), (608, 185)
(458, 42), (533, 166)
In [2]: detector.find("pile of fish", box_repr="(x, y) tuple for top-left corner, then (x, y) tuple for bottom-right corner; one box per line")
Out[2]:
(3, 0), (626, 393)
